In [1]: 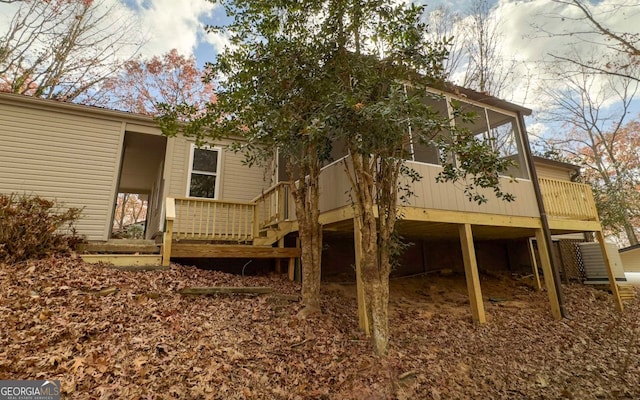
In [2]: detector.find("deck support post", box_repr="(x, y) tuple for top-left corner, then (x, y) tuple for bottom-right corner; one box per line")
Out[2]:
(534, 229), (562, 320)
(162, 198), (176, 267)
(595, 231), (624, 311)
(275, 238), (284, 274)
(528, 238), (542, 291)
(288, 237), (299, 281)
(458, 223), (486, 324)
(354, 216), (370, 335)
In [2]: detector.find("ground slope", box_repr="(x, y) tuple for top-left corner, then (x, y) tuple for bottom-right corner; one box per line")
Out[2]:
(0, 257), (638, 399)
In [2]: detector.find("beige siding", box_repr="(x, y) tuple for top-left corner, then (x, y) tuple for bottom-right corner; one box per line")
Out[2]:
(319, 158), (353, 213)
(167, 137), (269, 202)
(620, 248), (640, 273)
(318, 158), (540, 218)
(0, 102), (123, 241)
(406, 162), (539, 217)
(535, 164), (573, 181)
(167, 137), (188, 198)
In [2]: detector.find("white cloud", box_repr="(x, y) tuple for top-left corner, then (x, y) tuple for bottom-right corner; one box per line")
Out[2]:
(527, 121), (549, 138)
(492, 0), (640, 109)
(130, 0), (217, 58)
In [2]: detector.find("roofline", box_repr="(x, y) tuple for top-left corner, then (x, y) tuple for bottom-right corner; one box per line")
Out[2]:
(532, 156), (581, 172)
(0, 91), (158, 127)
(447, 84), (533, 116)
(619, 243), (640, 253)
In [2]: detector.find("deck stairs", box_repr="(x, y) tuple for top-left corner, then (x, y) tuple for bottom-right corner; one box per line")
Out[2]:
(79, 239), (163, 268)
(169, 220), (298, 259)
(253, 221), (296, 246)
(618, 283), (637, 302)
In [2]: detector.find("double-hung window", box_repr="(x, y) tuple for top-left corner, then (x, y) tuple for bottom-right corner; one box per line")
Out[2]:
(187, 144), (221, 199)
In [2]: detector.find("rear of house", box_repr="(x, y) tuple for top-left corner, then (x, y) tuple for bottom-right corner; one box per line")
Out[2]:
(1, 88), (627, 325)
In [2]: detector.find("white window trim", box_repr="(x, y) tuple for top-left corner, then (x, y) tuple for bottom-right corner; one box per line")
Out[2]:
(186, 143), (223, 199)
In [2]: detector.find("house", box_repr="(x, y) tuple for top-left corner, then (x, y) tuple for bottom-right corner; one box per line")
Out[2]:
(0, 88), (625, 325)
(620, 244), (640, 273)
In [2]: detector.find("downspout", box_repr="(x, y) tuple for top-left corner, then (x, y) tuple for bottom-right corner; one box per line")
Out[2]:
(518, 114), (568, 318)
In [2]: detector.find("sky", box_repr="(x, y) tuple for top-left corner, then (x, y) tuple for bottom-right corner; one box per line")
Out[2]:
(0, 0), (638, 126)
(121, 0), (639, 107)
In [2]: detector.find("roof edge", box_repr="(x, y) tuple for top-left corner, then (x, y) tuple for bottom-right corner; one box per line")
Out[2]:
(0, 92), (157, 126)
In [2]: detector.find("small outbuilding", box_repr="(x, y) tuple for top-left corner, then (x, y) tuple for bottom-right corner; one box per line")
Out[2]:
(619, 244), (640, 273)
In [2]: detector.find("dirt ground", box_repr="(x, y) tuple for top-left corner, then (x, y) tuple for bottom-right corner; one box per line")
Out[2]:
(1, 257), (639, 399)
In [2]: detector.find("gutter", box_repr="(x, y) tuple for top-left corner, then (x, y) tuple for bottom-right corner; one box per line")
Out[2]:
(518, 114), (568, 318)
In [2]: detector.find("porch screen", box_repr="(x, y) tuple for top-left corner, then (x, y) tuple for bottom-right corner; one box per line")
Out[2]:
(454, 100), (529, 179)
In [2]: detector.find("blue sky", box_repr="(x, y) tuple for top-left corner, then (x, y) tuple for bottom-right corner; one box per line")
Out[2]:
(113, 0), (640, 140)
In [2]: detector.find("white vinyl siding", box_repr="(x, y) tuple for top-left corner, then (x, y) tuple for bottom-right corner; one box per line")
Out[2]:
(535, 164), (574, 181)
(0, 102), (123, 241)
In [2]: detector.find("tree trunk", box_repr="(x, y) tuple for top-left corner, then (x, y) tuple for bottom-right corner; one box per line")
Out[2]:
(359, 209), (392, 355)
(369, 273), (390, 355)
(296, 198), (322, 313)
(290, 149), (323, 315)
(623, 218), (638, 246)
(350, 153), (395, 355)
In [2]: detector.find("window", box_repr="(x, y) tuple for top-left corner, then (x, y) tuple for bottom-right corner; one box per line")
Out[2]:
(452, 100), (529, 179)
(405, 93), (449, 165)
(187, 145), (221, 199)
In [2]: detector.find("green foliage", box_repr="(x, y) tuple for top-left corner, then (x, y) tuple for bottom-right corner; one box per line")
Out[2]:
(0, 193), (83, 265)
(155, 0), (519, 355)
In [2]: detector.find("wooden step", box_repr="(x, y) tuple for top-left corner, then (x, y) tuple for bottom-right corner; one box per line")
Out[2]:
(618, 283), (637, 301)
(81, 254), (163, 268)
(79, 239), (160, 254)
(170, 243), (300, 259)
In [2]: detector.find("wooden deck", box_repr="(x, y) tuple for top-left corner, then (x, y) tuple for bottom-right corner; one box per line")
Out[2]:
(153, 174), (624, 324)
(162, 185), (299, 267)
(159, 175), (602, 271)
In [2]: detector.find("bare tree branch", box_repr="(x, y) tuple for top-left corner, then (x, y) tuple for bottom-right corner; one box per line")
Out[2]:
(536, 61), (640, 244)
(535, 0), (640, 82)
(0, 0), (145, 101)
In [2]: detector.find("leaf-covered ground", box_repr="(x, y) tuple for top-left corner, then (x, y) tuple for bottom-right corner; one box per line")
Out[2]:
(1, 257), (639, 399)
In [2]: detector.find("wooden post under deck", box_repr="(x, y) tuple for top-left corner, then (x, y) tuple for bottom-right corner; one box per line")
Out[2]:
(162, 198), (176, 267)
(275, 238), (284, 274)
(595, 231), (624, 312)
(288, 237), (299, 281)
(534, 229), (562, 320)
(528, 238), (542, 291)
(354, 216), (370, 335)
(458, 223), (486, 324)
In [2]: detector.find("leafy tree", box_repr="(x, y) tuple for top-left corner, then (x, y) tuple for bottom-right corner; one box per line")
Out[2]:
(0, 0), (142, 101)
(95, 49), (215, 115)
(159, 0), (514, 355)
(158, 1), (332, 316)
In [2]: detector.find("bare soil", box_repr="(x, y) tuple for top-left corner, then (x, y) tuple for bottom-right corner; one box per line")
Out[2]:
(1, 256), (639, 399)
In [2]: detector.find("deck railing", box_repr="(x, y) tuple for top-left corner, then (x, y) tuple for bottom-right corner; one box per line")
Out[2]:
(252, 182), (291, 227)
(538, 178), (598, 221)
(171, 197), (257, 241)
(163, 177), (596, 253)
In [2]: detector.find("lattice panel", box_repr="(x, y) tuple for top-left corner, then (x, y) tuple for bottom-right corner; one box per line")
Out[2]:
(559, 239), (586, 281)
